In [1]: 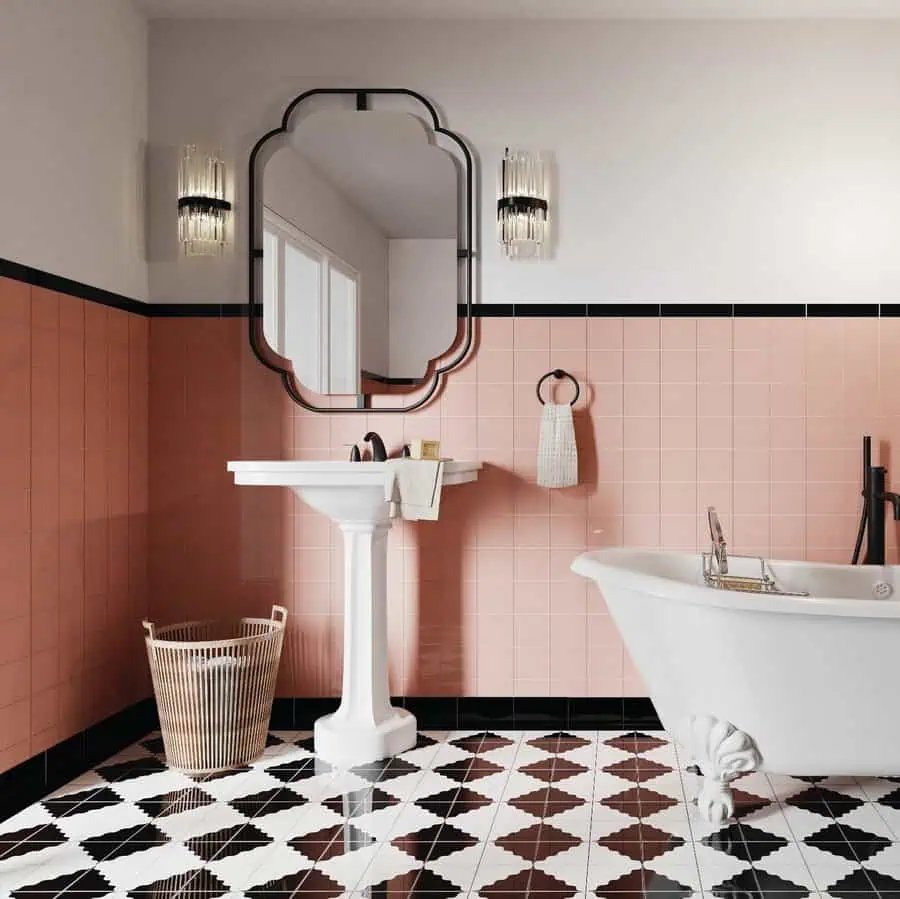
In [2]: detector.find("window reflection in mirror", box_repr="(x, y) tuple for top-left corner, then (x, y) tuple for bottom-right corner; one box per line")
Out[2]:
(261, 110), (458, 395)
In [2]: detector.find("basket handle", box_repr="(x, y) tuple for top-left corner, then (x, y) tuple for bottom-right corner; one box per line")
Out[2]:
(142, 620), (156, 640)
(271, 605), (288, 625)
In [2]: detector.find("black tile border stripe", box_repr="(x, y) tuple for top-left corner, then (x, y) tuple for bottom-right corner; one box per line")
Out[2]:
(289, 696), (662, 732)
(4, 258), (896, 320)
(0, 698), (159, 824)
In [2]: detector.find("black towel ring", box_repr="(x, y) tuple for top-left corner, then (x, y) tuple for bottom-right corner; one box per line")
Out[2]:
(536, 369), (580, 406)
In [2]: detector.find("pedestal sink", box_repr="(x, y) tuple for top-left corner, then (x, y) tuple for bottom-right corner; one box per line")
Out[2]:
(227, 460), (481, 765)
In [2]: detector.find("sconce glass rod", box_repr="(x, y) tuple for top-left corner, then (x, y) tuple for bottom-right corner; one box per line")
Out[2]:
(498, 147), (548, 259)
(178, 145), (231, 256)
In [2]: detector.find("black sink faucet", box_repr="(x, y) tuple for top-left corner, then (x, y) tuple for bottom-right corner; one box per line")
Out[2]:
(363, 432), (388, 462)
(854, 435), (900, 565)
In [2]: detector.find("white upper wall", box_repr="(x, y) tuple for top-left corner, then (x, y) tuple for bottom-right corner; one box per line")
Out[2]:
(0, 0), (148, 300)
(148, 19), (900, 305)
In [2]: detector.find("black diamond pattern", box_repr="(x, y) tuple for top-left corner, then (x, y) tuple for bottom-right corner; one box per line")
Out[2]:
(805, 822), (891, 862)
(350, 756), (420, 782)
(392, 822), (478, 861)
(785, 786), (864, 818)
(80, 823), (168, 862)
(41, 786), (122, 817)
(322, 786), (400, 817)
(703, 822), (788, 862)
(12, 869), (113, 898)
(711, 868), (810, 897)
(229, 786), (307, 817)
(136, 785), (214, 818)
(0, 823), (67, 859)
(367, 868), (463, 898)
(415, 786), (493, 817)
(96, 756), (168, 782)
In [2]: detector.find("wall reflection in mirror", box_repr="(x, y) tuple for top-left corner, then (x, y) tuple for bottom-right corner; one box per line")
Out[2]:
(261, 109), (459, 396)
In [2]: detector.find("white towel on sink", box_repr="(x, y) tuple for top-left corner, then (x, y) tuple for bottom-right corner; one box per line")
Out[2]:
(384, 460), (444, 520)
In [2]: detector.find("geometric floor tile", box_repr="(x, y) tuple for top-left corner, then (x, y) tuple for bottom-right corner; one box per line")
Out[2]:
(703, 822), (789, 862)
(603, 756), (673, 783)
(494, 822), (581, 861)
(597, 822), (685, 861)
(481, 867), (580, 897)
(594, 867), (693, 898)
(9, 728), (900, 899)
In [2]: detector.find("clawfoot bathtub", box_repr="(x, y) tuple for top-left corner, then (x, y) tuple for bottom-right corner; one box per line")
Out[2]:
(572, 548), (900, 823)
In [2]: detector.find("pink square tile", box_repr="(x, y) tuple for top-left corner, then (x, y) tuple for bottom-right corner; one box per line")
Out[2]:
(623, 512), (660, 547)
(734, 481), (770, 515)
(624, 417), (660, 450)
(550, 318), (586, 351)
(478, 382), (515, 418)
(661, 448), (697, 482)
(660, 482), (696, 515)
(769, 383), (806, 418)
(514, 581), (550, 614)
(770, 417), (804, 449)
(661, 417), (697, 450)
(697, 418), (734, 449)
(733, 383), (770, 418)
(733, 449), (770, 482)
(514, 317), (550, 350)
(697, 382), (732, 418)
(770, 448), (806, 482)
(733, 416), (769, 450)
(514, 348), (552, 384)
(697, 349), (732, 383)
(733, 317), (771, 350)
(588, 318), (623, 350)
(623, 318), (660, 350)
(660, 514), (698, 550)
(661, 382), (697, 418)
(623, 349), (660, 383)
(770, 482), (806, 516)
(624, 382), (659, 417)
(587, 350), (623, 383)
(479, 317), (514, 349)
(623, 448), (660, 481)
(660, 318), (696, 351)
(477, 349), (515, 384)
(732, 349), (769, 383)
(623, 482), (660, 515)
(514, 515), (550, 547)
(697, 317), (732, 349)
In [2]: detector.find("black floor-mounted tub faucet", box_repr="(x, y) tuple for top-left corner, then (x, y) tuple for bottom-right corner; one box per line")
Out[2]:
(853, 435), (900, 565)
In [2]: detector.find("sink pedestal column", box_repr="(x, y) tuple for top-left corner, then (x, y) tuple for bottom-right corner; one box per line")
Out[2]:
(313, 520), (416, 765)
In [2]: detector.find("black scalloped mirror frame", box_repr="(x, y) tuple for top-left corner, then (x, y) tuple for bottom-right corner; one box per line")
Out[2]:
(248, 88), (475, 413)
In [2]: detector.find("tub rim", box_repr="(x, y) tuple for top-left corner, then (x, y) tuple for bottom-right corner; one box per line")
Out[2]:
(571, 548), (900, 619)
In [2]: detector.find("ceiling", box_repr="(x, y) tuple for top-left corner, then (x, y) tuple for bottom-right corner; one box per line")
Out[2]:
(134, 0), (900, 19)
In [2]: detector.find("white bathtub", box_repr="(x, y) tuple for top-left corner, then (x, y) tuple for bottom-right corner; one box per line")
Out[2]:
(572, 548), (900, 822)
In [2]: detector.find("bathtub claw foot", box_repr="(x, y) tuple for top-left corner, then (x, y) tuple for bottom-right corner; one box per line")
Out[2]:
(688, 714), (762, 824)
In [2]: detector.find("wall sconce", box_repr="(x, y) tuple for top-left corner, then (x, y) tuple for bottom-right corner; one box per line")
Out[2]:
(497, 148), (548, 259)
(178, 145), (231, 256)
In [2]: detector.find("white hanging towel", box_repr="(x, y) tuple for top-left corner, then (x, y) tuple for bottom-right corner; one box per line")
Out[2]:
(384, 459), (445, 520)
(537, 403), (578, 488)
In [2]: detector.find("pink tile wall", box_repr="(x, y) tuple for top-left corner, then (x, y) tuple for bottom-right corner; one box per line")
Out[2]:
(146, 313), (900, 706)
(0, 277), (149, 776)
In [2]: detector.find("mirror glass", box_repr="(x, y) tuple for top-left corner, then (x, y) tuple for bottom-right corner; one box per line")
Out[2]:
(261, 109), (460, 395)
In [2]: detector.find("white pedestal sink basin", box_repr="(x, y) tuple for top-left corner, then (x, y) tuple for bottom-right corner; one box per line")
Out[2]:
(226, 459), (481, 765)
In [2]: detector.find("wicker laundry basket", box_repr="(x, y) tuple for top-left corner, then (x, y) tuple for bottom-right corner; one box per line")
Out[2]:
(142, 606), (287, 774)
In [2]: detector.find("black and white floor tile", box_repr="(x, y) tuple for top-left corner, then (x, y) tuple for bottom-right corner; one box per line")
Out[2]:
(3, 729), (900, 897)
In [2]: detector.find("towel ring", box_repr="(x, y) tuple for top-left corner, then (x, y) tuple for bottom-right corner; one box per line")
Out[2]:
(536, 369), (580, 406)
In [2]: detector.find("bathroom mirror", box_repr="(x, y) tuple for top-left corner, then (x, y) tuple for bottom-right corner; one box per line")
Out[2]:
(249, 89), (474, 413)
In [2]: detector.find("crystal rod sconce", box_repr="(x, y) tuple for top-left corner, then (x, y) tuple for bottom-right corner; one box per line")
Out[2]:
(178, 145), (231, 256)
(497, 148), (548, 258)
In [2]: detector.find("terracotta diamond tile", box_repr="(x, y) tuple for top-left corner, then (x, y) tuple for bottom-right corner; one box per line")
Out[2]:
(450, 732), (515, 754)
(519, 757), (590, 783)
(508, 786), (585, 818)
(596, 822), (685, 861)
(494, 822), (582, 861)
(391, 822), (478, 862)
(527, 732), (592, 754)
(595, 868), (693, 898)
(435, 756), (504, 783)
(481, 867), (579, 898)
(603, 757), (672, 783)
(601, 786), (679, 818)
(604, 732), (668, 753)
